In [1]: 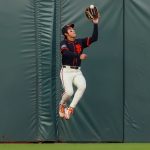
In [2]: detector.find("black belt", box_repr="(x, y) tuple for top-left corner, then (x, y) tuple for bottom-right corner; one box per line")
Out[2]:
(63, 65), (79, 69)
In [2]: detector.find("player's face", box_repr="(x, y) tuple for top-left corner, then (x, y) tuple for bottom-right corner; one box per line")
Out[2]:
(67, 27), (76, 38)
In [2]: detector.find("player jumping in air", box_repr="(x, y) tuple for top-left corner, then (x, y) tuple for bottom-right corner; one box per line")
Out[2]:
(59, 6), (100, 119)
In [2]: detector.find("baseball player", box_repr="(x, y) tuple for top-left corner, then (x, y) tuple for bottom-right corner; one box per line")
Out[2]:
(59, 7), (100, 119)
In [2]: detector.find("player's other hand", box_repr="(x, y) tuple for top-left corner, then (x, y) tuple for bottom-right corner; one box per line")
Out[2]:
(80, 54), (87, 60)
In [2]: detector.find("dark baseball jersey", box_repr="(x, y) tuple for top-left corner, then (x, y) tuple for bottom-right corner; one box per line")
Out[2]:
(60, 23), (98, 67)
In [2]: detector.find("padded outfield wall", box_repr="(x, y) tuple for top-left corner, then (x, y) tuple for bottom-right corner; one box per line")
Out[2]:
(0, 0), (149, 142)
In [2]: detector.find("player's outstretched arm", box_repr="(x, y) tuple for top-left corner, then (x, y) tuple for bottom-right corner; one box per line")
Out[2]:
(91, 10), (100, 42)
(91, 22), (98, 43)
(81, 5), (100, 48)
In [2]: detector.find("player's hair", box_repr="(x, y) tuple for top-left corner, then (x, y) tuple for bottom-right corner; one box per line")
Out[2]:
(64, 31), (68, 39)
(64, 35), (67, 39)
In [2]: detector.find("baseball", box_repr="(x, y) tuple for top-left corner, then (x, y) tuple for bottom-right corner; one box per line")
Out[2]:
(90, 5), (94, 9)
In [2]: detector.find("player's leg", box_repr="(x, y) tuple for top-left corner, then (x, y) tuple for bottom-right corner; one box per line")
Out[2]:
(65, 71), (86, 119)
(71, 71), (86, 108)
(60, 68), (74, 104)
(59, 68), (74, 117)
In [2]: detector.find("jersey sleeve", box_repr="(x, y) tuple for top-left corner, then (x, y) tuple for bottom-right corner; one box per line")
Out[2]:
(81, 23), (98, 49)
(60, 41), (69, 53)
(81, 37), (92, 48)
(60, 41), (78, 57)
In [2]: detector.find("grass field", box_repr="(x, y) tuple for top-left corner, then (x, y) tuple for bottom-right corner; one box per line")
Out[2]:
(0, 143), (150, 150)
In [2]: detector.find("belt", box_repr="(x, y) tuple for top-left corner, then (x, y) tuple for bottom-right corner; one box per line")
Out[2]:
(63, 65), (80, 69)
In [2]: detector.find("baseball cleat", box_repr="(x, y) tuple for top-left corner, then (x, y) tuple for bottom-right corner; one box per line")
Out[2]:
(64, 107), (74, 120)
(59, 104), (66, 118)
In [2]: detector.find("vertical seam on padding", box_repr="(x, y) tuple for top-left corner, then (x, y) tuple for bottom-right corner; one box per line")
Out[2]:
(34, 0), (42, 141)
(55, 0), (62, 141)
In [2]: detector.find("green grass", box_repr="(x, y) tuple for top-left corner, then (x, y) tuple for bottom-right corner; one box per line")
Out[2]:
(0, 143), (150, 150)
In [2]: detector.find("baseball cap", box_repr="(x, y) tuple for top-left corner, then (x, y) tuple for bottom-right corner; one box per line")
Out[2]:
(62, 24), (74, 35)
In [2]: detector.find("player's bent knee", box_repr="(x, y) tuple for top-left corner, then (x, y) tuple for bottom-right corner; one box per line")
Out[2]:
(66, 90), (74, 97)
(79, 85), (86, 92)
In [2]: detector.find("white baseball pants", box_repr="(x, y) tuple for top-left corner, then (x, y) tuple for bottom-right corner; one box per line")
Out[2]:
(60, 66), (86, 108)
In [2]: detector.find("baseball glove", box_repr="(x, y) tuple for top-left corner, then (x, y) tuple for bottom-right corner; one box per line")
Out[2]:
(85, 6), (99, 21)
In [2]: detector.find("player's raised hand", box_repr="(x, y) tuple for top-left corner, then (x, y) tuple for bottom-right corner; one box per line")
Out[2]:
(92, 16), (100, 24)
(85, 5), (100, 24)
(92, 9), (100, 24)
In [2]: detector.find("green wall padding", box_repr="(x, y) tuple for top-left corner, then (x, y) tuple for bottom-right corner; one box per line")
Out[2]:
(124, 0), (150, 142)
(58, 0), (123, 142)
(0, 0), (56, 142)
(1, 0), (150, 143)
